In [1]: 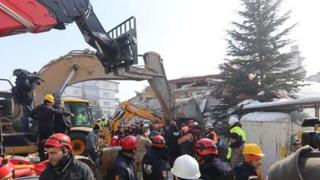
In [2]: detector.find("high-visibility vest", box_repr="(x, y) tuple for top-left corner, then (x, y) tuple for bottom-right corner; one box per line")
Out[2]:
(230, 126), (247, 142)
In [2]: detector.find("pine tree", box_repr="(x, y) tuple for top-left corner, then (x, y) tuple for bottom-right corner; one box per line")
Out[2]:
(219, 0), (305, 105)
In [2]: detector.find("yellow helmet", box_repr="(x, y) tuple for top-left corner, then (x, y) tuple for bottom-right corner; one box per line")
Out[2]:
(243, 143), (264, 157)
(44, 94), (54, 103)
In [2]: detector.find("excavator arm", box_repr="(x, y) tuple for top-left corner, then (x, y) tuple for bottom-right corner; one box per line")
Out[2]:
(0, 0), (137, 71)
(110, 101), (163, 132)
(34, 50), (175, 122)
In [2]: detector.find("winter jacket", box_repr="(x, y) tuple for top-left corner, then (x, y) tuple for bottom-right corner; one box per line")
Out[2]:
(30, 103), (70, 134)
(110, 153), (137, 180)
(142, 147), (169, 180)
(39, 155), (94, 180)
(54, 106), (71, 133)
(234, 162), (259, 180)
(178, 133), (195, 156)
(200, 157), (233, 180)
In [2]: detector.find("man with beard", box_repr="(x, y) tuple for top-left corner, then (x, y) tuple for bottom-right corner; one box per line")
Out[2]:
(39, 133), (94, 180)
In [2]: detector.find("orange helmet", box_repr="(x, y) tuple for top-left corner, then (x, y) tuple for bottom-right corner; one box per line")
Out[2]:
(0, 157), (14, 179)
(152, 135), (166, 148)
(195, 138), (218, 156)
(45, 133), (72, 150)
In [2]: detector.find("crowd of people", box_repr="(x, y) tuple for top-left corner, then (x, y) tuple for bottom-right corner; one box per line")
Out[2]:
(107, 115), (265, 180)
(0, 93), (266, 180)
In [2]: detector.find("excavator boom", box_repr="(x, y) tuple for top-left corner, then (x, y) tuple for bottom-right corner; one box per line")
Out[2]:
(34, 50), (175, 122)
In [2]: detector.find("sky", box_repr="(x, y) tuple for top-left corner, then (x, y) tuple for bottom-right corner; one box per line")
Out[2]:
(1, 0), (319, 101)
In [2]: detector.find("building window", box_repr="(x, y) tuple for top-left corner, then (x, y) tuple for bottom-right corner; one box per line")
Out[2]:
(103, 101), (110, 106)
(103, 92), (110, 97)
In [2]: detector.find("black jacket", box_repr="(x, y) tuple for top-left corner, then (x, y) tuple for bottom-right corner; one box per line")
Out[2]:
(143, 147), (169, 180)
(30, 103), (70, 134)
(110, 153), (136, 180)
(54, 106), (71, 133)
(200, 157), (233, 180)
(39, 155), (94, 180)
(234, 162), (257, 180)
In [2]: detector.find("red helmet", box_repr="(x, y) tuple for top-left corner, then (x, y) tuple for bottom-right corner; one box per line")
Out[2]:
(152, 135), (166, 148)
(121, 135), (137, 150)
(45, 133), (72, 150)
(195, 138), (218, 156)
(0, 157), (13, 178)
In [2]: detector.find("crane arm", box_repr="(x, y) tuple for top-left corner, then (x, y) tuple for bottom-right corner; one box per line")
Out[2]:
(0, 0), (137, 71)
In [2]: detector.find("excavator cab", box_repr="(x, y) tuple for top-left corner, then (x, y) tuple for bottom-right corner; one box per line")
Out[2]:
(63, 98), (94, 155)
(64, 98), (93, 127)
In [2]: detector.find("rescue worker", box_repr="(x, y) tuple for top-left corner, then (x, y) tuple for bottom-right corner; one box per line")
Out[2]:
(188, 120), (202, 141)
(134, 126), (151, 180)
(171, 154), (201, 180)
(75, 110), (88, 125)
(100, 117), (108, 127)
(111, 125), (126, 146)
(110, 135), (137, 180)
(229, 132), (246, 168)
(29, 94), (72, 161)
(205, 123), (219, 145)
(39, 133), (95, 180)
(227, 115), (247, 168)
(86, 124), (100, 162)
(229, 115), (247, 142)
(142, 135), (169, 180)
(234, 143), (264, 180)
(194, 138), (233, 180)
(178, 126), (195, 157)
(0, 157), (14, 180)
(54, 99), (72, 133)
(165, 121), (181, 166)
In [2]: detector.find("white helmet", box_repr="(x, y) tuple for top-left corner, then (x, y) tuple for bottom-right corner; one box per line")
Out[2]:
(229, 115), (239, 126)
(171, 155), (201, 179)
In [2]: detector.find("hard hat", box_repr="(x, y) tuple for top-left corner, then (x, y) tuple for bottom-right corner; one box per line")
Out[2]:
(195, 138), (218, 156)
(45, 133), (72, 150)
(121, 135), (137, 150)
(228, 115), (239, 126)
(243, 143), (264, 157)
(171, 155), (201, 179)
(0, 157), (13, 178)
(152, 135), (166, 148)
(44, 94), (54, 103)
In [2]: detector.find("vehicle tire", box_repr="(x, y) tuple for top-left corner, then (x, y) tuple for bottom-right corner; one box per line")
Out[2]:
(69, 132), (87, 155)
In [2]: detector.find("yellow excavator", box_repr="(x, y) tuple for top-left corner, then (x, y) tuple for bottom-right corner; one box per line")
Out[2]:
(0, 50), (174, 156)
(110, 101), (163, 132)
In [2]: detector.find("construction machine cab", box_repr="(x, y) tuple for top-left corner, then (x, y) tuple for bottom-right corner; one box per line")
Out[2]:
(63, 98), (94, 155)
(63, 98), (94, 127)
